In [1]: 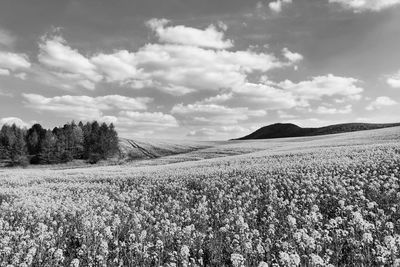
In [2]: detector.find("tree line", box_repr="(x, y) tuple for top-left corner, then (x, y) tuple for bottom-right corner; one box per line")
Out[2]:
(0, 121), (119, 166)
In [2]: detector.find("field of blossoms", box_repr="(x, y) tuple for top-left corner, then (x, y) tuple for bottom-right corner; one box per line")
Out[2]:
(1, 127), (400, 266)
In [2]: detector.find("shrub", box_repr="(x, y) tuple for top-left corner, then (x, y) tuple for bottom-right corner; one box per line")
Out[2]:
(88, 153), (102, 164)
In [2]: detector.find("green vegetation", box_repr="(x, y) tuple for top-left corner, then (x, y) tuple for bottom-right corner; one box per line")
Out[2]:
(0, 127), (399, 266)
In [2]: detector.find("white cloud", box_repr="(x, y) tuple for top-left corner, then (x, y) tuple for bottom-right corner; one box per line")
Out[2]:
(38, 35), (101, 89)
(277, 110), (297, 119)
(117, 111), (179, 128)
(0, 51), (31, 72)
(146, 18), (233, 49)
(269, 0), (293, 13)
(387, 71), (400, 88)
(329, 0), (400, 12)
(171, 103), (266, 125)
(387, 78), (400, 88)
(94, 43), (282, 95)
(315, 104), (352, 114)
(275, 74), (363, 103)
(22, 94), (152, 120)
(14, 72), (27, 80)
(34, 22), (287, 95)
(233, 82), (299, 109)
(0, 117), (30, 128)
(192, 74), (363, 113)
(0, 68), (10, 76)
(199, 93), (234, 104)
(366, 96), (397, 110)
(282, 47), (303, 63)
(91, 50), (137, 82)
(217, 21), (228, 31)
(187, 125), (252, 139)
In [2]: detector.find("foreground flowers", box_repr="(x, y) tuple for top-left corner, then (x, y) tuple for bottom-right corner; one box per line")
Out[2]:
(1, 141), (400, 266)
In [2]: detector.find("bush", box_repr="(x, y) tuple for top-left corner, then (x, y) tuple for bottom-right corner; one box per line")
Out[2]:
(8, 156), (29, 167)
(29, 155), (41, 165)
(88, 153), (102, 164)
(60, 151), (74, 163)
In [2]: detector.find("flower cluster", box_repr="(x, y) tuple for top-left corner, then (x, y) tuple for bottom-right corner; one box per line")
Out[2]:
(1, 142), (400, 266)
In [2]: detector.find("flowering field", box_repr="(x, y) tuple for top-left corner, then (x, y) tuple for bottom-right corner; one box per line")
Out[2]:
(1, 127), (400, 266)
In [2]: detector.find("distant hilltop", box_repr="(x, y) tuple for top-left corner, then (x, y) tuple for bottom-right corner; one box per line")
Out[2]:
(236, 122), (400, 140)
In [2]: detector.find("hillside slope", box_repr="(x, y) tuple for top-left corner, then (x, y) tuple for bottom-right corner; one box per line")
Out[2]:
(119, 138), (215, 160)
(237, 122), (400, 140)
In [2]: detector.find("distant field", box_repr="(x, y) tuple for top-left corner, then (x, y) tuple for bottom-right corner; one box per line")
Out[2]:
(0, 127), (400, 266)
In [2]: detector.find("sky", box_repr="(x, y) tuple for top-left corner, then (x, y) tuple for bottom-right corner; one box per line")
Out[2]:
(0, 0), (400, 140)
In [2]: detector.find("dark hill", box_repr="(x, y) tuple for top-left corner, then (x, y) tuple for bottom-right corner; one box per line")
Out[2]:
(236, 122), (400, 140)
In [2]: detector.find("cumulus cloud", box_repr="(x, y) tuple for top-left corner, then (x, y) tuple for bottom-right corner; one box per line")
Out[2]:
(91, 43), (283, 95)
(34, 19), (290, 95)
(199, 93), (234, 104)
(38, 35), (101, 90)
(91, 50), (137, 83)
(22, 93), (152, 120)
(198, 75), (362, 112)
(269, 0), (293, 13)
(232, 82), (299, 109)
(0, 117), (30, 128)
(315, 105), (352, 114)
(366, 96), (397, 110)
(0, 51), (31, 72)
(275, 74), (363, 103)
(0, 68), (10, 76)
(282, 47), (303, 63)
(187, 125), (253, 139)
(387, 71), (400, 88)
(329, 0), (400, 12)
(117, 111), (178, 128)
(146, 18), (233, 49)
(171, 103), (266, 125)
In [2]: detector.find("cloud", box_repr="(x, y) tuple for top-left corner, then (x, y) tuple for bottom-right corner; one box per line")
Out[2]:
(0, 51), (31, 72)
(277, 110), (297, 119)
(275, 74), (363, 103)
(22, 93), (152, 120)
(171, 103), (266, 125)
(0, 68), (10, 76)
(34, 20), (288, 94)
(233, 82), (299, 109)
(92, 43), (283, 95)
(315, 105), (352, 114)
(14, 72), (27, 80)
(199, 93), (234, 104)
(0, 28), (16, 48)
(282, 47), (303, 63)
(199, 75), (362, 111)
(187, 125), (253, 139)
(366, 96), (397, 110)
(38, 35), (101, 89)
(146, 18), (233, 49)
(387, 71), (400, 88)
(329, 0), (400, 12)
(91, 50), (137, 83)
(269, 0), (293, 13)
(0, 117), (30, 128)
(117, 111), (179, 128)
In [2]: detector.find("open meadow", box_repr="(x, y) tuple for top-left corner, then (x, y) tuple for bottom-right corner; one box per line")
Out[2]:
(1, 127), (400, 266)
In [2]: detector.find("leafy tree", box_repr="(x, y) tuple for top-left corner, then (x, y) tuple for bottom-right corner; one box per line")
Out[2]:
(0, 124), (28, 166)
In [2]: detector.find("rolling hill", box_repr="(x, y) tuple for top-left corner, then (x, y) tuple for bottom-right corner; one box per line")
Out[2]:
(236, 122), (400, 140)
